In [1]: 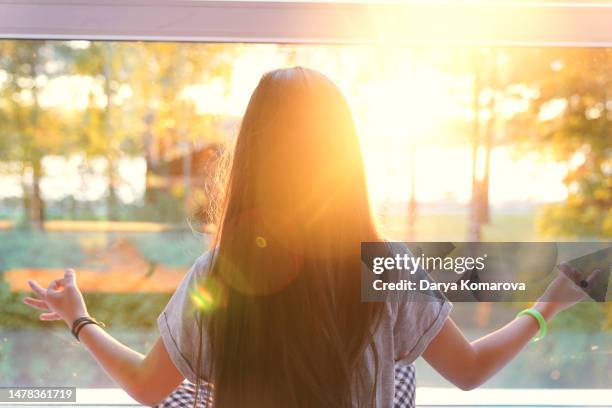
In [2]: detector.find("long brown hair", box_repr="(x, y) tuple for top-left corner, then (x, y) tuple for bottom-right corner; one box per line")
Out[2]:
(195, 67), (384, 407)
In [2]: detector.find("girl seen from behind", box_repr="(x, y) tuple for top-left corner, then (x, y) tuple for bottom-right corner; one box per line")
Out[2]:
(25, 67), (597, 408)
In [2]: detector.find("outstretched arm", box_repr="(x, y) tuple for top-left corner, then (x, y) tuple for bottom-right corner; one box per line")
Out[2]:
(24, 270), (183, 406)
(75, 330), (182, 406)
(423, 302), (553, 390)
(422, 264), (599, 390)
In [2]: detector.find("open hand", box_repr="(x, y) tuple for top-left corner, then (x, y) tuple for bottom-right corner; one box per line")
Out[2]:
(23, 269), (88, 327)
(537, 262), (600, 319)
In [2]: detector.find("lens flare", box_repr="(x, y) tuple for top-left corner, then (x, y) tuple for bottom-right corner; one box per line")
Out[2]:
(190, 278), (225, 312)
(255, 236), (267, 248)
(190, 286), (214, 311)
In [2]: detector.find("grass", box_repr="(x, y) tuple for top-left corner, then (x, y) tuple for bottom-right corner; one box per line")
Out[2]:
(378, 210), (538, 241)
(1, 212), (610, 389)
(0, 229), (206, 271)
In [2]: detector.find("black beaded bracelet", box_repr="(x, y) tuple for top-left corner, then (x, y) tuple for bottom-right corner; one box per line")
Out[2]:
(71, 316), (106, 341)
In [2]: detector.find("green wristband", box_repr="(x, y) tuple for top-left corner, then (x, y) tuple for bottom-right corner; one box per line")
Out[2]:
(517, 308), (547, 342)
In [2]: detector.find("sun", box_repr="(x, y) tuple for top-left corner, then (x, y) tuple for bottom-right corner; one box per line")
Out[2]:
(350, 59), (458, 206)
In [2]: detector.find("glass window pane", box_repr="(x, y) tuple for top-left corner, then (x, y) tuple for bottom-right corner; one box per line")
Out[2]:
(0, 39), (609, 397)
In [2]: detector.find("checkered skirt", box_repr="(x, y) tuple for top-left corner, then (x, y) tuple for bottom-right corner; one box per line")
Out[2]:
(155, 364), (415, 408)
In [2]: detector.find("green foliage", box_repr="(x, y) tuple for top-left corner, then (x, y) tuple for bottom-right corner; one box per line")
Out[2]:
(0, 41), (80, 227)
(0, 288), (170, 329)
(538, 204), (612, 238)
(82, 292), (171, 328)
(553, 302), (605, 330)
(0, 40), (236, 226)
(508, 49), (612, 238)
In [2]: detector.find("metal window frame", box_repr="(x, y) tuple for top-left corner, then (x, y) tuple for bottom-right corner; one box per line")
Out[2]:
(1, 0), (612, 46)
(1, 1), (612, 407)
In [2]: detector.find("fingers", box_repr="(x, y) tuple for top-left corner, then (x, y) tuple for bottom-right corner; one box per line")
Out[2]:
(585, 269), (601, 286)
(28, 280), (47, 299)
(53, 269), (77, 290)
(49, 269), (77, 294)
(47, 279), (66, 297)
(49, 279), (63, 292)
(558, 263), (601, 292)
(29, 269), (77, 299)
(63, 269), (76, 286)
(557, 263), (578, 288)
(39, 312), (61, 321)
(23, 297), (49, 311)
(558, 262), (581, 283)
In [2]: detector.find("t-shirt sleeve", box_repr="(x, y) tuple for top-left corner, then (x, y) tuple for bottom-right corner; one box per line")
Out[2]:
(391, 245), (453, 364)
(157, 252), (212, 383)
(393, 295), (452, 364)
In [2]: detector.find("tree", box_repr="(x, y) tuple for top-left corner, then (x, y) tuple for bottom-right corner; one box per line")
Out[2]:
(0, 41), (74, 229)
(71, 41), (141, 220)
(511, 48), (612, 238)
(127, 42), (234, 221)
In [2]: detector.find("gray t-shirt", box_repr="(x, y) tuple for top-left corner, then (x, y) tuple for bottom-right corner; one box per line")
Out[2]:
(158, 250), (452, 407)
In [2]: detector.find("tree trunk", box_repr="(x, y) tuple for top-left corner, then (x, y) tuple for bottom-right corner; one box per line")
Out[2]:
(28, 46), (45, 230)
(142, 112), (156, 207)
(106, 155), (118, 221)
(468, 58), (482, 242)
(30, 159), (45, 230)
(480, 52), (498, 225)
(104, 44), (118, 221)
(21, 169), (31, 226)
(407, 145), (417, 241)
(182, 140), (192, 211)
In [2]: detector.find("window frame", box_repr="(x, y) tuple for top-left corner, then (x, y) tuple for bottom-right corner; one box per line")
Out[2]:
(1, 1), (611, 406)
(0, 0), (612, 47)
